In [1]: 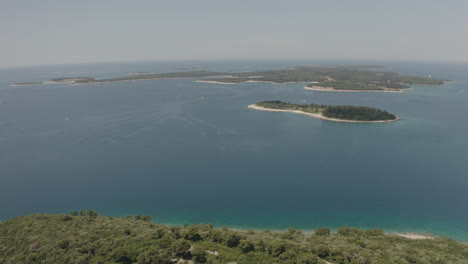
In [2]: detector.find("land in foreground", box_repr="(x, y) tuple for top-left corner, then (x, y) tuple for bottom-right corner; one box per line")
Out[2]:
(1, 213), (467, 264)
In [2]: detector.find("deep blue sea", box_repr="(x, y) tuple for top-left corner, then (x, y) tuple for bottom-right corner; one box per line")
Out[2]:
(0, 60), (467, 240)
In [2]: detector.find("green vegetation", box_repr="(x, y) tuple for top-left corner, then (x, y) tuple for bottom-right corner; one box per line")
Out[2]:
(49, 77), (96, 83)
(1, 213), (467, 264)
(256, 101), (325, 114)
(171, 66), (215, 71)
(74, 71), (227, 84)
(10, 82), (43, 86)
(323, 106), (396, 121)
(307, 81), (385, 91)
(12, 65), (446, 90)
(203, 66), (446, 91)
(255, 101), (397, 122)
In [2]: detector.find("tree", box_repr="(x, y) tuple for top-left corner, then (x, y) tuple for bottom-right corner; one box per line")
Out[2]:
(208, 229), (223, 243)
(279, 250), (297, 264)
(315, 245), (329, 258)
(136, 248), (171, 264)
(191, 245), (207, 263)
(238, 240), (255, 253)
(270, 242), (287, 257)
(184, 225), (201, 241)
(111, 248), (134, 264)
(225, 233), (241, 248)
(297, 253), (318, 264)
(171, 239), (191, 259)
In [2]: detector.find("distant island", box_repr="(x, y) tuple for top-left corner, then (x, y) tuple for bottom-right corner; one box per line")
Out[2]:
(250, 101), (398, 123)
(9, 82), (43, 87)
(10, 71), (229, 86)
(170, 66), (215, 71)
(10, 65), (447, 92)
(128, 72), (151, 75)
(2, 212), (467, 264)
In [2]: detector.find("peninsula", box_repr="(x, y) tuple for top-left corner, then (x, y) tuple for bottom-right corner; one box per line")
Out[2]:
(198, 65), (446, 92)
(1, 212), (467, 264)
(11, 65), (447, 92)
(250, 101), (398, 123)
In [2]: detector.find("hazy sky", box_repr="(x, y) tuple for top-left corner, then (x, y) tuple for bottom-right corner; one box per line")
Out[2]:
(1, 0), (467, 68)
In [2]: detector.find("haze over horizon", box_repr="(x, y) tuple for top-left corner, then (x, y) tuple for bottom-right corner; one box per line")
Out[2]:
(1, 0), (468, 68)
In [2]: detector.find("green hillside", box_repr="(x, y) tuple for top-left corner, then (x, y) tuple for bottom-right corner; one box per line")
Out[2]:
(1, 212), (467, 264)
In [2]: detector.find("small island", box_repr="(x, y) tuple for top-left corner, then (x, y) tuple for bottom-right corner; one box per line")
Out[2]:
(249, 101), (398, 123)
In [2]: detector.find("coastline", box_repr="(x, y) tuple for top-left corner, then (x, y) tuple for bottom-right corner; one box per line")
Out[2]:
(9, 83), (43, 87)
(195, 80), (237, 85)
(394, 232), (435, 240)
(304, 85), (405, 93)
(248, 104), (399, 123)
(157, 221), (439, 241)
(196, 80), (317, 85)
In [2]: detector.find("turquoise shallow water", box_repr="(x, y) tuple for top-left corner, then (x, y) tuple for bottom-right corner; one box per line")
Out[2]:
(0, 61), (467, 240)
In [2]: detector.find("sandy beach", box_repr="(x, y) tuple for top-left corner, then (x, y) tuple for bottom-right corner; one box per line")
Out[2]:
(195, 80), (237, 84)
(248, 104), (399, 123)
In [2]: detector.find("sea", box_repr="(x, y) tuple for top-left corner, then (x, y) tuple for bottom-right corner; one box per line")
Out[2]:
(0, 60), (467, 240)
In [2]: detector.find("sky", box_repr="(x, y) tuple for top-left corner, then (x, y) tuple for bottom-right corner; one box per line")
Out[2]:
(1, 0), (468, 68)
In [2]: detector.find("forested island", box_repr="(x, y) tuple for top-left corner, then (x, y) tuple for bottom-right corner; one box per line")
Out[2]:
(250, 101), (398, 123)
(10, 65), (446, 92)
(199, 66), (446, 92)
(1, 212), (466, 264)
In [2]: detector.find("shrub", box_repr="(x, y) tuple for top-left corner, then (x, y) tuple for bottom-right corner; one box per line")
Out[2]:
(61, 215), (73, 221)
(314, 228), (330, 236)
(84, 210), (98, 217)
(365, 228), (384, 236)
(338, 227), (351, 236)
(58, 240), (70, 249)
(141, 215), (151, 221)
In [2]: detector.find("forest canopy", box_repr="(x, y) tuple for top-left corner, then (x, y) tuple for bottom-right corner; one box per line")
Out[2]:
(255, 101), (397, 121)
(1, 213), (467, 264)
